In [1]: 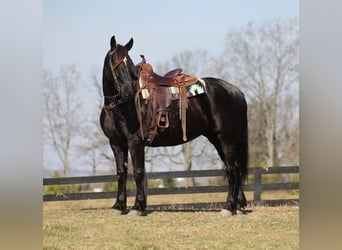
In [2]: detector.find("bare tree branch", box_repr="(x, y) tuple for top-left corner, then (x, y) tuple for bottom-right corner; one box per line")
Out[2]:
(220, 18), (299, 167)
(43, 65), (82, 176)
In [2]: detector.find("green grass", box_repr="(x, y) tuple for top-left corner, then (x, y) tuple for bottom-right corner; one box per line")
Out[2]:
(43, 203), (298, 249)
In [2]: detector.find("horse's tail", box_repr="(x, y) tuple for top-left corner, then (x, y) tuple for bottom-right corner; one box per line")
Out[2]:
(238, 117), (249, 184)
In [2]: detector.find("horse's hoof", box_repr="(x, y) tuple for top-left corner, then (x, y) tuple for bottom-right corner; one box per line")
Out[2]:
(111, 208), (124, 215)
(237, 208), (246, 215)
(127, 209), (147, 216)
(220, 209), (236, 217)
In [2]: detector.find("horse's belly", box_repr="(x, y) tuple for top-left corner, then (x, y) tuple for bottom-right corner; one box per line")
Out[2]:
(148, 109), (208, 147)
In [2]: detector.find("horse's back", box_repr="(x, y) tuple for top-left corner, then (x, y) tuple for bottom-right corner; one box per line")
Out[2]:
(148, 77), (247, 146)
(203, 77), (246, 106)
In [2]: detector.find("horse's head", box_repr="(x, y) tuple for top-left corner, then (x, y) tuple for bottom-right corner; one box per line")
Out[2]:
(102, 36), (138, 104)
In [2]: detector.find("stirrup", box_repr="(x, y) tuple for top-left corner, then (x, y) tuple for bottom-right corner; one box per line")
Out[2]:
(157, 112), (169, 128)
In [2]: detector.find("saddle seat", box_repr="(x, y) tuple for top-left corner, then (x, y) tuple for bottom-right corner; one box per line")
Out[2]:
(136, 55), (198, 143)
(164, 68), (183, 78)
(140, 62), (197, 87)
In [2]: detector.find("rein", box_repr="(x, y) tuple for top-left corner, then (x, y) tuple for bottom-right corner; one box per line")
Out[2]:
(103, 95), (127, 111)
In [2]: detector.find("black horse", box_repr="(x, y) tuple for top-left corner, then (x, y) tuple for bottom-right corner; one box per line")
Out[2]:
(100, 36), (248, 216)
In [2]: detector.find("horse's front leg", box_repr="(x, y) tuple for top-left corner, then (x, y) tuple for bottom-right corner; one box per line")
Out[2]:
(128, 140), (147, 216)
(110, 142), (128, 214)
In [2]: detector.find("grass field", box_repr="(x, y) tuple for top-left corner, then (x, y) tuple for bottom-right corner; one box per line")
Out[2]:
(43, 195), (299, 250)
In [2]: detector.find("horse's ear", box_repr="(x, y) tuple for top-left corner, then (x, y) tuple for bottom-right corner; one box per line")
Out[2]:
(110, 36), (116, 50)
(125, 38), (134, 51)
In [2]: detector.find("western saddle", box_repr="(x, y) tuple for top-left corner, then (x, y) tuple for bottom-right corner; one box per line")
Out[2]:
(136, 55), (198, 143)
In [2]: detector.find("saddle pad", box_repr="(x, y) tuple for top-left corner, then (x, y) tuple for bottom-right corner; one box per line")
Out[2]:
(140, 79), (206, 100)
(169, 79), (206, 100)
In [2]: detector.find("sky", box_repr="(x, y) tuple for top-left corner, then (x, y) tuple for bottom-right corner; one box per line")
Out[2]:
(44, 0), (298, 75)
(43, 0), (298, 176)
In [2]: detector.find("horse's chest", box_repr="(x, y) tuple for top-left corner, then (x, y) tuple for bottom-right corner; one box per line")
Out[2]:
(101, 110), (122, 138)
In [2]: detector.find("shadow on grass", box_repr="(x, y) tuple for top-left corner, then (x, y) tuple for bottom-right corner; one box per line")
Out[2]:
(79, 199), (299, 215)
(80, 204), (254, 215)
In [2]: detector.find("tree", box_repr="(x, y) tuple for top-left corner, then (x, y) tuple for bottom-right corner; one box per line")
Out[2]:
(156, 49), (214, 76)
(76, 74), (113, 175)
(43, 65), (82, 176)
(217, 18), (299, 167)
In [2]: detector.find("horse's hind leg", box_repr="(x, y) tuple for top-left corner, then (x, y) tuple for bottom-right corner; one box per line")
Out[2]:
(110, 142), (128, 214)
(223, 146), (248, 214)
(207, 136), (243, 215)
(224, 149), (241, 215)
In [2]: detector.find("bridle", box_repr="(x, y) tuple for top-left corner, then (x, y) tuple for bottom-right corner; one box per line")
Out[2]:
(103, 48), (131, 111)
(108, 48), (125, 93)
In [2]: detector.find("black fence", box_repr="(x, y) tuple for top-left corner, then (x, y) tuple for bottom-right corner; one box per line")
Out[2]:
(43, 166), (299, 209)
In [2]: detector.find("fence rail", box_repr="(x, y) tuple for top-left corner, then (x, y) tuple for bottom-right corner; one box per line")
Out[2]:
(43, 166), (299, 209)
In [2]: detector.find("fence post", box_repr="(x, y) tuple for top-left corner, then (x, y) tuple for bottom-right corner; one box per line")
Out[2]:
(253, 167), (262, 202)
